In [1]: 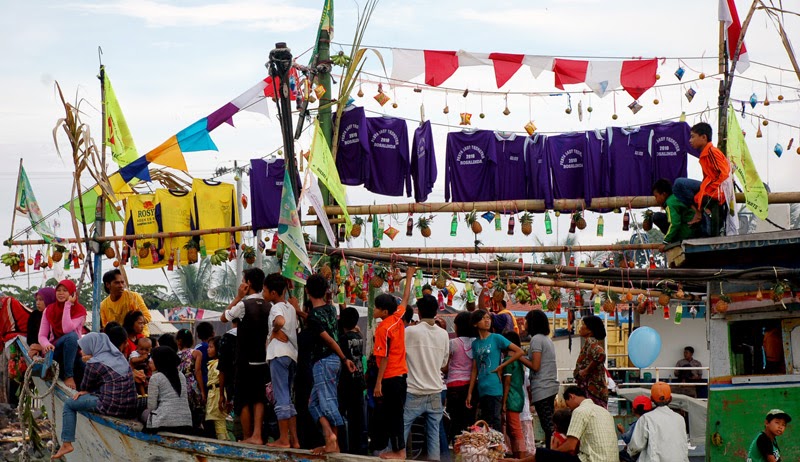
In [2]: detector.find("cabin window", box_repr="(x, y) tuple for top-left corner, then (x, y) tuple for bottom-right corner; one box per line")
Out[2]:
(729, 319), (787, 376)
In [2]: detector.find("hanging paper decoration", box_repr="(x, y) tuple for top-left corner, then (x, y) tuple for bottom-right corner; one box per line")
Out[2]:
(674, 66), (685, 80)
(384, 225), (398, 240)
(774, 143), (784, 158)
(577, 100), (583, 121)
(787, 138), (794, 150)
(628, 101), (643, 115)
(524, 121), (537, 135)
(685, 87), (696, 103)
(459, 113), (472, 125)
(374, 90), (390, 106)
(313, 84), (326, 99)
(482, 211), (496, 223)
(749, 93), (758, 108)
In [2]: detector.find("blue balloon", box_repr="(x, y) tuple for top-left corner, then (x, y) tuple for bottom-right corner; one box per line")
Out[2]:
(628, 327), (662, 368)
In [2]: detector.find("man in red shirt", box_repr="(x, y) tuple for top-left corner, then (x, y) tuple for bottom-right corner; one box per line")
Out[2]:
(672, 122), (731, 238)
(370, 267), (414, 459)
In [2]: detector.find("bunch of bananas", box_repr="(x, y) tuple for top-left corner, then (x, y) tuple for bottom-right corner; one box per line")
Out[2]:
(331, 51), (350, 67)
(2, 252), (21, 271)
(209, 249), (229, 266)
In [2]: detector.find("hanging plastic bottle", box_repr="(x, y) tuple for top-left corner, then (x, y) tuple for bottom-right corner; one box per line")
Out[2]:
(494, 212), (502, 231)
(414, 276), (423, 299)
(34, 250), (42, 269)
(593, 295), (601, 314)
(663, 305), (670, 320)
(507, 215), (516, 235)
(387, 271), (395, 292)
(465, 281), (476, 303)
(199, 238), (208, 258)
(130, 251), (139, 268)
(459, 270), (467, 282)
(649, 254), (656, 269)
(64, 251), (72, 269)
(72, 249), (80, 269)
(597, 216), (604, 237)
(438, 291), (446, 311)
(450, 213), (458, 236)
(338, 284), (346, 304)
(544, 211), (553, 235)
(568, 255), (575, 267)
(338, 224), (346, 242)
(623, 211), (630, 231)
(406, 215), (414, 236)
(18, 252), (25, 272)
(167, 250), (175, 271)
(378, 219), (385, 240)
(228, 236), (237, 260)
(447, 290), (454, 305)
(674, 304), (683, 324)
(150, 246), (159, 264)
(569, 215), (577, 234)
(121, 245), (129, 265)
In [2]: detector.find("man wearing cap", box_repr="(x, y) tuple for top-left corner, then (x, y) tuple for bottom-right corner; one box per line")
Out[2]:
(746, 409), (791, 462)
(628, 382), (689, 462)
(618, 395), (653, 446)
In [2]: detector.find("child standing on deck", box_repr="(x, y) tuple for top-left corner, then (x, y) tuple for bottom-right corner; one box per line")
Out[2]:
(205, 336), (228, 440)
(502, 331), (527, 459)
(466, 310), (524, 432)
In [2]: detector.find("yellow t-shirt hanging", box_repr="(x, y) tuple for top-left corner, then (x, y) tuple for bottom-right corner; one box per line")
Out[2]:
(155, 189), (195, 265)
(125, 193), (165, 269)
(191, 179), (240, 253)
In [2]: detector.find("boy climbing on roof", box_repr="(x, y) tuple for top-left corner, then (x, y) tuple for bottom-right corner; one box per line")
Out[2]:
(747, 409), (791, 462)
(652, 179), (697, 252)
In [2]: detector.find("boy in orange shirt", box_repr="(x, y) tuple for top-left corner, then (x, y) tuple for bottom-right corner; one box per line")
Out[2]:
(370, 268), (414, 459)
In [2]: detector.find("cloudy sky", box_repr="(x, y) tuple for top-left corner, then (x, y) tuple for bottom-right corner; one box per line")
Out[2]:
(0, 0), (798, 289)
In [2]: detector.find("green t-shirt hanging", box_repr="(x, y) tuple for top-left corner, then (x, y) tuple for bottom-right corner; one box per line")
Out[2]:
(503, 358), (524, 412)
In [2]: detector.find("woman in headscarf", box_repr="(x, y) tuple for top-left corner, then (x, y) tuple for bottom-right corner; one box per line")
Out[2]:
(142, 346), (193, 434)
(38, 280), (86, 390)
(51, 332), (138, 459)
(27, 287), (56, 356)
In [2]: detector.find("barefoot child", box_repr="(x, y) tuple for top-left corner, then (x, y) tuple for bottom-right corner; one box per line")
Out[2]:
(205, 337), (228, 440)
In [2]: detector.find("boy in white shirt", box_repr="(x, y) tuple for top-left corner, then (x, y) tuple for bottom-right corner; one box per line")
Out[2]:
(263, 273), (300, 448)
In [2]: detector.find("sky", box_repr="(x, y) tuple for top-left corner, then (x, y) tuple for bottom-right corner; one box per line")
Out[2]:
(0, 0), (798, 291)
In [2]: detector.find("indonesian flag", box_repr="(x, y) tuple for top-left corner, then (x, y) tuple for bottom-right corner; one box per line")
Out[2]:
(719, 0), (750, 72)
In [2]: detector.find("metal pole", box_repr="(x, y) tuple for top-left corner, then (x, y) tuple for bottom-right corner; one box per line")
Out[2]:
(92, 64), (107, 332)
(235, 161), (244, 278)
(267, 43), (300, 204)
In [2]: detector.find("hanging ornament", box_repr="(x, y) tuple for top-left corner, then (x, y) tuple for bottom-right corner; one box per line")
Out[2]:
(762, 118), (769, 126)
(699, 72), (706, 80)
(674, 304), (683, 324)
(565, 94), (573, 114)
(774, 143), (784, 158)
(479, 93), (485, 119)
(462, 88), (469, 98)
(628, 101), (643, 115)
(450, 213), (458, 236)
(679, 111), (687, 122)
(685, 87), (696, 103)
(481, 211), (496, 223)
(756, 125), (763, 138)
(777, 94), (784, 101)
(674, 66), (685, 80)
(524, 121), (537, 136)
(763, 91), (770, 106)
(507, 215), (516, 235)
(787, 138), (794, 150)
(374, 83), (390, 106)
(577, 100), (583, 121)
(503, 93), (510, 116)
(384, 225), (399, 240)
(392, 102), (398, 109)
(313, 84), (326, 99)
(749, 93), (758, 108)
(653, 98), (659, 105)
(494, 212), (502, 231)
(623, 211), (630, 231)
(544, 211), (553, 234)
(357, 83), (364, 98)
(663, 304), (670, 320)
(655, 74), (661, 80)
(612, 113), (618, 120)
(597, 216), (604, 237)
(459, 113), (472, 125)
(443, 105), (450, 114)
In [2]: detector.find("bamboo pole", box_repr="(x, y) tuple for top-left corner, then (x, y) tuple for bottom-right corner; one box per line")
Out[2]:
(307, 192), (800, 216)
(3, 225), (255, 246)
(335, 243), (661, 255)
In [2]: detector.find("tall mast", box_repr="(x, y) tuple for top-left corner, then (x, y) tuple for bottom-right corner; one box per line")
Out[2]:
(92, 55), (107, 332)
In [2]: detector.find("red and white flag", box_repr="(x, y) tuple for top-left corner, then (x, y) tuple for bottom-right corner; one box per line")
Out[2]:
(719, 0), (750, 72)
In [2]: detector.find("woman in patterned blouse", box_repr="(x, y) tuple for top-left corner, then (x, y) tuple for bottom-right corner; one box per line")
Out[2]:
(51, 332), (137, 459)
(573, 315), (609, 408)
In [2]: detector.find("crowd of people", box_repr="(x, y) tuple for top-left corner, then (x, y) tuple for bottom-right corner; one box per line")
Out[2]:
(23, 266), (705, 462)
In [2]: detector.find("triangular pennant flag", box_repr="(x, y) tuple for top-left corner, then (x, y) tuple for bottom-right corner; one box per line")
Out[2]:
(15, 165), (62, 243)
(308, 120), (353, 236)
(620, 59), (658, 100)
(424, 50), (459, 87)
(103, 68), (139, 168)
(553, 59), (589, 89)
(727, 108), (767, 218)
(489, 53), (525, 88)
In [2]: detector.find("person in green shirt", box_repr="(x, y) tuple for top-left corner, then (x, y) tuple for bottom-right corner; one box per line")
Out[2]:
(747, 409), (791, 462)
(652, 179), (697, 252)
(502, 331), (527, 459)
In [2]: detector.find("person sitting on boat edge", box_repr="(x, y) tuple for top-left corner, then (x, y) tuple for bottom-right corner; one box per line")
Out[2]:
(38, 279), (86, 390)
(627, 382), (689, 462)
(747, 409), (791, 462)
(142, 346), (194, 436)
(100, 269), (153, 336)
(27, 287), (56, 358)
(651, 179), (697, 253)
(51, 332), (138, 460)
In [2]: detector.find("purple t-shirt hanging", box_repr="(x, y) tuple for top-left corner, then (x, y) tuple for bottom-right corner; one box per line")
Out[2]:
(494, 132), (527, 201)
(249, 158), (300, 231)
(365, 116), (411, 197)
(608, 126), (652, 197)
(410, 120), (437, 203)
(584, 130), (610, 205)
(547, 132), (587, 202)
(645, 121), (699, 185)
(335, 106), (370, 186)
(445, 130), (497, 202)
(524, 134), (553, 209)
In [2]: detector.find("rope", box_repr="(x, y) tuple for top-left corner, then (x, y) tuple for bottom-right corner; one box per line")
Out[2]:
(17, 357), (60, 461)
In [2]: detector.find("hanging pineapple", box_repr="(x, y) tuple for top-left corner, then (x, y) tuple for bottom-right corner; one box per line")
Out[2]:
(242, 245), (256, 265)
(573, 211), (587, 230)
(52, 244), (66, 263)
(642, 210), (654, 231)
(714, 294), (731, 313)
(416, 216), (433, 238)
(184, 240), (200, 264)
(466, 210), (482, 234)
(546, 287), (561, 311)
(520, 212), (533, 236)
(603, 290), (621, 314)
(371, 265), (388, 288)
(351, 217), (364, 238)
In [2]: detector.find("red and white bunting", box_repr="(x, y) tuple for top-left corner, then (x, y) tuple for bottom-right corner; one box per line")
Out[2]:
(719, 0), (750, 72)
(390, 47), (659, 100)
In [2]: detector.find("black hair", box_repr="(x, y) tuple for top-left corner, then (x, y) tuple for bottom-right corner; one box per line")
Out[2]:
(106, 325), (128, 350)
(416, 294), (438, 319)
(563, 385), (586, 401)
(633, 403), (649, 416)
(691, 122), (713, 141)
(470, 309), (490, 329)
(422, 284), (433, 293)
(149, 335), (160, 348)
(525, 310), (551, 336)
(264, 272), (288, 295)
(684, 346), (694, 354)
(102, 269), (122, 294)
(196, 321), (214, 341)
(552, 409), (573, 434)
(652, 178), (673, 196)
(454, 311), (475, 338)
(581, 315), (606, 340)
(175, 328), (194, 349)
(306, 274), (329, 299)
(122, 310), (144, 336)
(502, 330), (521, 348)
(208, 336), (221, 358)
(339, 307), (360, 330)
(151, 346), (182, 396)
(500, 299), (507, 308)
(158, 333), (178, 352)
(375, 293), (399, 315)
(103, 321), (121, 332)
(243, 268), (265, 293)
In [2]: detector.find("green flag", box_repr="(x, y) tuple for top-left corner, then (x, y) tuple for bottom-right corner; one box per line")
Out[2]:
(103, 67), (139, 167)
(308, 120), (352, 235)
(14, 165), (61, 243)
(311, 0), (334, 63)
(63, 188), (124, 224)
(727, 107), (768, 219)
(278, 168), (312, 273)
(281, 249), (311, 285)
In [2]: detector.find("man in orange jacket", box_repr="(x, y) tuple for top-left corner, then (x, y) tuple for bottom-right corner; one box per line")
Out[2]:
(672, 122), (731, 238)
